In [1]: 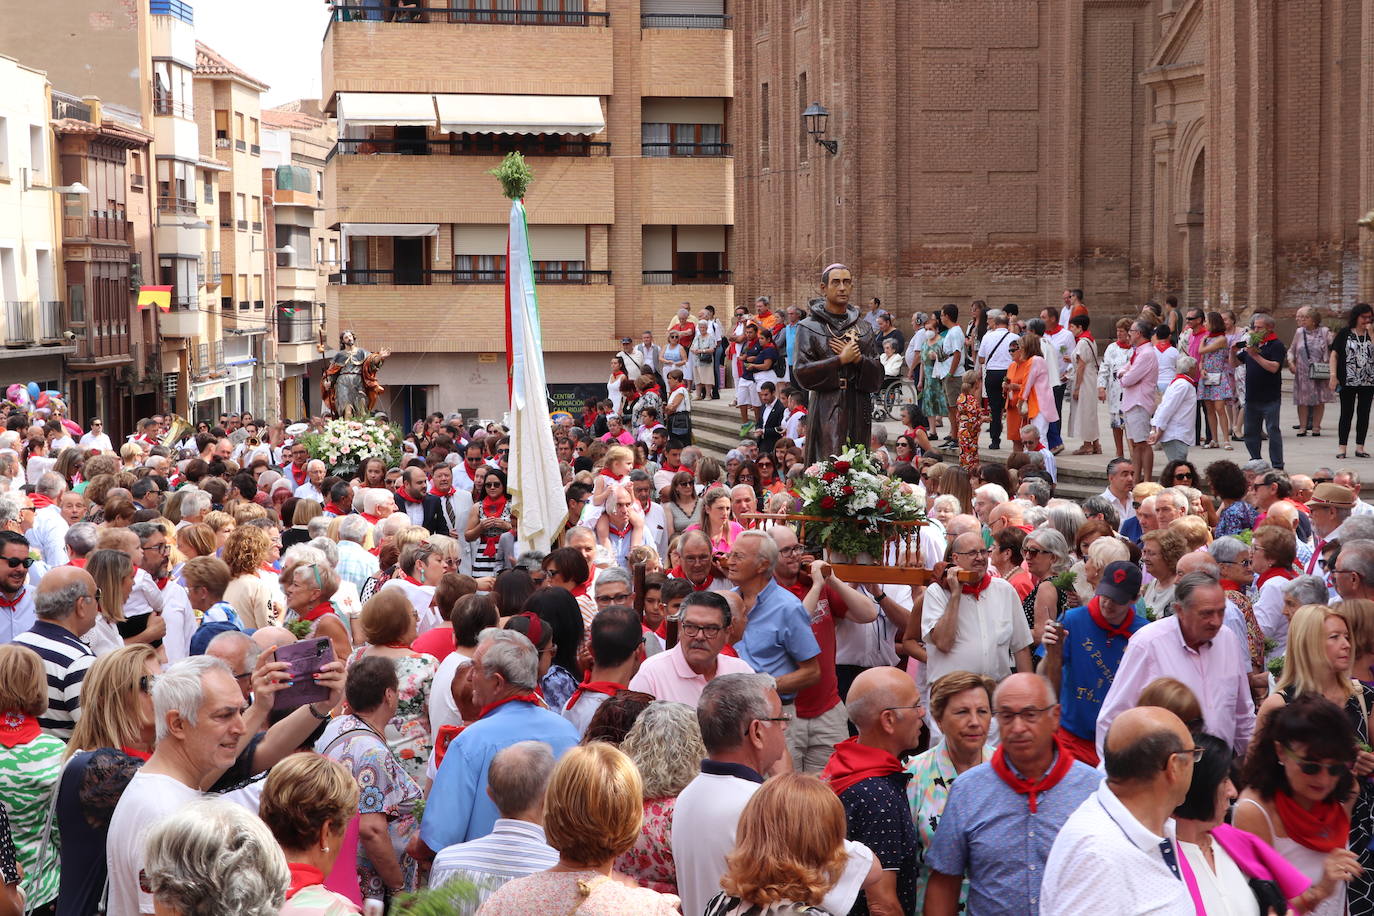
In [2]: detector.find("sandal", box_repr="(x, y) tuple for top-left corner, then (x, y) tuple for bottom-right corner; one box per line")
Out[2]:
(1359, 450), (1372, 459)
(1222, 444), (1234, 450)
(1339, 451), (1349, 460)
(1297, 430), (1308, 438)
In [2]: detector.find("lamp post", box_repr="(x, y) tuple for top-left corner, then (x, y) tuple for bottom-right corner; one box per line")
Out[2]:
(20, 167), (89, 195)
(802, 102), (838, 155)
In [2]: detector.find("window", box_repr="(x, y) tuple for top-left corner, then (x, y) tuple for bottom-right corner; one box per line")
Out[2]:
(251, 196), (262, 232)
(130, 151), (145, 188)
(220, 273), (232, 295)
(215, 110), (229, 141)
(250, 118), (260, 145)
(454, 254), (505, 282)
(251, 275), (263, 306)
(0, 117), (10, 179)
(218, 191), (231, 227)
(157, 255), (197, 307)
(234, 112), (245, 151)
(35, 249), (54, 301)
(797, 72), (808, 162)
(155, 158), (195, 212)
(28, 126), (44, 178)
(203, 173), (213, 204)
(152, 59), (194, 118)
(237, 273), (247, 307)
(760, 83), (770, 168)
(235, 193), (246, 228)
(316, 170), (324, 205)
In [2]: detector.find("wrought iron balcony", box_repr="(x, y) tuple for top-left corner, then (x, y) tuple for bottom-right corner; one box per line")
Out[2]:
(642, 269), (731, 285)
(330, 3), (608, 26)
(640, 13), (731, 28)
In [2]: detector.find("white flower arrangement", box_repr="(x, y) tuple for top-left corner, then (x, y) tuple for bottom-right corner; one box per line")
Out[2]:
(299, 417), (402, 476)
(794, 445), (926, 558)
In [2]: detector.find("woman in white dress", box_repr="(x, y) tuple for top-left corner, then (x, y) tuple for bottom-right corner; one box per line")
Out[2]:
(1096, 316), (1133, 460)
(692, 317), (719, 400)
(1067, 314), (1100, 454)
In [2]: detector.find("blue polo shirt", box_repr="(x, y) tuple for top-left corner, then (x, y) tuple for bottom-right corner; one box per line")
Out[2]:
(1058, 603), (1149, 741)
(733, 580), (820, 702)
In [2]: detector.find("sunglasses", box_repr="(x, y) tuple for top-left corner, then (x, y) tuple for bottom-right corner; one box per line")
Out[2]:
(1, 557), (34, 569)
(1174, 472), (1193, 480)
(1314, 477), (1333, 484)
(1284, 747), (1351, 777)
(484, 481), (504, 489)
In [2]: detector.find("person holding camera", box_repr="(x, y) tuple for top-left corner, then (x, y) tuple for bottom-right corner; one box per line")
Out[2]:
(1329, 302), (1374, 459)
(1238, 312), (1288, 469)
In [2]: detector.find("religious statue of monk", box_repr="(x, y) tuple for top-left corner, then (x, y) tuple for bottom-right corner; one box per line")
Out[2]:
(322, 330), (390, 418)
(791, 264), (884, 466)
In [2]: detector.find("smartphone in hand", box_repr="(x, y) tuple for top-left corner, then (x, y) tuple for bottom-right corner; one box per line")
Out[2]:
(272, 637), (335, 712)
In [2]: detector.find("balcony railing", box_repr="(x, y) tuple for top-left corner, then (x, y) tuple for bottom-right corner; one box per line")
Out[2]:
(4, 301), (65, 346)
(157, 196), (198, 214)
(336, 268), (612, 286)
(643, 269), (731, 285)
(331, 137), (610, 158)
(237, 219), (248, 231)
(330, 3), (609, 26)
(152, 97), (195, 119)
(167, 295), (197, 311)
(641, 141), (732, 158)
(277, 306), (318, 344)
(64, 209), (128, 241)
(251, 222), (263, 233)
(250, 144), (260, 155)
(640, 13), (731, 28)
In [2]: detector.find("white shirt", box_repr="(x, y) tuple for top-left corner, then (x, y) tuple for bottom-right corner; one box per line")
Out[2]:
(672, 770), (873, 916)
(1179, 841), (1261, 916)
(107, 771), (202, 915)
(783, 408), (807, 443)
(381, 577), (441, 634)
(933, 324), (965, 379)
(1034, 445), (1058, 483)
(1155, 345), (1180, 390)
(1041, 781), (1192, 916)
(294, 482), (324, 503)
(921, 577), (1033, 683)
(29, 504), (69, 567)
(1353, 498), (1374, 518)
(1097, 486), (1137, 523)
(123, 567), (165, 619)
(1151, 377), (1198, 445)
(562, 691), (610, 736)
(634, 343), (661, 373)
(979, 326), (1017, 372)
(1047, 326), (1076, 383)
(78, 431), (112, 452)
(429, 650), (474, 735)
(1253, 576), (1289, 661)
(640, 500), (670, 562)
(159, 580), (196, 663)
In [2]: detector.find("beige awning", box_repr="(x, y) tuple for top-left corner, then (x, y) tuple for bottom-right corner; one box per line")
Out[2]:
(336, 93), (439, 131)
(340, 223), (440, 239)
(436, 94), (604, 136)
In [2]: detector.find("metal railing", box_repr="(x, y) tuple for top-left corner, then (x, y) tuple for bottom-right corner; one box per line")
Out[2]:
(157, 195), (198, 214)
(5, 301), (64, 346)
(336, 267), (612, 286)
(331, 137), (610, 157)
(168, 295), (197, 311)
(641, 141), (732, 157)
(640, 12), (730, 28)
(330, 3), (608, 26)
(193, 340), (224, 376)
(251, 221), (263, 233)
(642, 269), (731, 285)
(235, 139), (246, 152)
(152, 97), (195, 119)
(277, 306), (318, 344)
(130, 173), (145, 189)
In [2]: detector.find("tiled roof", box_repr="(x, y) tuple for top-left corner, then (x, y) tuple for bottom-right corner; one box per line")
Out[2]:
(262, 108), (324, 130)
(194, 41), (270, 92)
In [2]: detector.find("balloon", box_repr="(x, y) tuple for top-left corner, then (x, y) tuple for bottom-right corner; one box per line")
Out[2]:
(35, 394), (49, 409)
(25, 382), (38, 398)
(61, 419), (81, 437)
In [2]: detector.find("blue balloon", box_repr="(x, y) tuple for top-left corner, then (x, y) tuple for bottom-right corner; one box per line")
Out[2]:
(25, 382), (38, 398)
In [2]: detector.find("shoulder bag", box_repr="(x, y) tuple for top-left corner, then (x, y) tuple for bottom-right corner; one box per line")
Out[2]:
(1306, 329), (1331, 380)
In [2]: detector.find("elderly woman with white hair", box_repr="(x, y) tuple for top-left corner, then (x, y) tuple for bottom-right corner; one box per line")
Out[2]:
(1148, 353), (1199, 462)
(1021, 527), (1074, 644)
(279, 547), (351, 663)
(142, 798), (289, 916)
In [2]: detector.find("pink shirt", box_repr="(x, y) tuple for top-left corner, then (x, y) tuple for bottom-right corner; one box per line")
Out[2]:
(1094, 615), (1255, 756)
(1025, 356), (1058, 422)
(628, 642), (756, 706)
(1118, 343), (1159, 413)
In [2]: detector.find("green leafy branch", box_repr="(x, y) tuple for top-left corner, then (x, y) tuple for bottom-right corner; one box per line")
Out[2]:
(490, 151), (533, 200)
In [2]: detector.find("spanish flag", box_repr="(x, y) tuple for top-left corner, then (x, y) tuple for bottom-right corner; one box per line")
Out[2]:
(137, 286), (173, 312)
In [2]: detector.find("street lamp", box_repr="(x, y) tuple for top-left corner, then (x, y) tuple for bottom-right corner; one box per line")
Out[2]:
(802, 102), (838, 155)
(20, 167), (88, 195)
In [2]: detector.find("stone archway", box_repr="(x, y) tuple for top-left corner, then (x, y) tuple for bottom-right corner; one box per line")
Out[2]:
(1186, 150), (1206, 308)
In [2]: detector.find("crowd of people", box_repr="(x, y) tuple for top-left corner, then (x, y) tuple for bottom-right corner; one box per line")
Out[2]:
(2, 292), (1374, 915)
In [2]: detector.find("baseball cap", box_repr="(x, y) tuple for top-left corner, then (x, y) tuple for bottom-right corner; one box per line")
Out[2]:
(1309, 482), (1356, 509)
(1096, 561), (1142, 604)
(620, 337), (632, 344)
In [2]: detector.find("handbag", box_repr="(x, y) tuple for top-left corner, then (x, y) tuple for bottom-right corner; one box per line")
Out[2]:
(1203, 371), (1222, 386)
(1304, 330), (1331, 380)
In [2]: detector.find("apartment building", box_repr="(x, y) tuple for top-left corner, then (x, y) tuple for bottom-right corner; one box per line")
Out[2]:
(322, 0), (734, 424)
(193, 41), (271, 420)
(262, 104), (337, 419)
(0, 57), (67, 395)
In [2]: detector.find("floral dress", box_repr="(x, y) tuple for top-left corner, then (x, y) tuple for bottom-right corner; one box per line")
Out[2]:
(320, 714), (422, 900)
(1216, 500), (1259, 538)
(1291, 326), (1334, 406)
(906, 742), (994, 913)
(955, 391), (986, 474)
(347, 647), (437, 784)
(1198, 334), (1235, 401)
(616, 796), (679, 894)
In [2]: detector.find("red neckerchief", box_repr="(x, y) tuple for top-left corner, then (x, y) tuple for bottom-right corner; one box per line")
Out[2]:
(611, 371), (625, 381)
(1086, 596), (1136, 639)
(360, 512), (380, 525)
(669, 565), (719, 591)
(480, 495), (509, 552)
(155, 576), (170, 591)
(477, 692), (542, 720)
(1220, 578), (1245, 592)
(661, 461), (682, 474)
(400, 573), (424, 588)
(396, 488), (423, 505)
(960, 573), (993, 599)
(1128, 342), (1149, 365)
(1256, 567), (1298, 590)
(323, 502), (346, 516)
(260, 563), (279, 575)
(430, 484), (453, 497)
(989, 734), (1075, 813)
(671, 384), (687, 395)
(1173, 374), (1197, 387)
(457, 462), (478, 486)
(605, 516), (631, 539)
(0, 587), (25, 610)
(29, 494), (52, 510)
(0, 712), (39, 748)
(288, 462), (308, 487)
(1260, 332), (1278, 344)
(1077, 331), (1095, 342)
(119, 744), (152, 761)
(821, 737), (904, 795)
(599, 468), (626, 482)
(67, 558), (86, 569)
(570, 570), (595, 599)
(1274, 791), (1350, 853)
(1154, 341), (1171, 352)
(285, 863), (326, 901)
(567, 671), (624, 708)
(298, 601), (333, 623)
(1045, 322), (1062, 337)
(433, 723), (463, 769)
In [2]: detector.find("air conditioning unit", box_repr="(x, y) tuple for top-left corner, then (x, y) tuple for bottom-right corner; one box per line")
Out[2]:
(215, 138), (231, 149)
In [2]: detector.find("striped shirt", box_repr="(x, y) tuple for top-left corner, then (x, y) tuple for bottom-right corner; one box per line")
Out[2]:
(428, 817), (559, 908)
(12, 620), (95, 740)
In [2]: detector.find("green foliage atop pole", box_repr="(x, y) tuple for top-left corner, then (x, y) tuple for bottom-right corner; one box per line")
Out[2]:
(489, 151), (533, 200)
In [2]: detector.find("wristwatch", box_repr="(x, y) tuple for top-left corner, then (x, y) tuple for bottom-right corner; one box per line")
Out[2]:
(307, 702), (331, 720)
(872, 590), (887, 603)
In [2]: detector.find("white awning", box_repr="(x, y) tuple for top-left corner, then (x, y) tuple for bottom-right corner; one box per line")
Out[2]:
(340, 223), (440, 239)
(336, 93), (439, 131)
(436, 95), (604, 136)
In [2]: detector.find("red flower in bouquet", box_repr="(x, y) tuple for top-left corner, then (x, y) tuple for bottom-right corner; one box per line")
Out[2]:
(821, 496), (837, 509)
(833, 461), (851, 473)
(823, 472), (838, 482)
(842, 485), (855, 496)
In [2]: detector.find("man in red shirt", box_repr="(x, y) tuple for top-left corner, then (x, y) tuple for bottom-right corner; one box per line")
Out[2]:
(768, 525), (878, 772)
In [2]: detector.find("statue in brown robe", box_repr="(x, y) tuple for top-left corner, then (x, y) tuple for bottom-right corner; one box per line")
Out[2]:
(791, 265), (884, 466)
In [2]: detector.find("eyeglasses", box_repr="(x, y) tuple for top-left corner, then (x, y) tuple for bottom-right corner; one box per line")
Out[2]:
(759, 714), (793, 726)
(0, 556), (33, 569)
(778, 545), (803, 556)
(1283, 747), (1352, 777)
(144, 543), (171, 554)
(883, 702), (924, 714)
(953, 548), (991, 558)
(596, 592), (632, 605)
(994, 704), (1057, 725)
(1022, 547), (1047, 559)
(1171, 746), (1204, 763)
(139, 674), (156, 694)
(484, 482), (504, 489)
(680, 621), (725, 638)
(1314, 477), (1334, 484)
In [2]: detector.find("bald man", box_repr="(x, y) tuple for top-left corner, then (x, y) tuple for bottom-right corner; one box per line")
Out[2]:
(821, 666), (922, 916)
(987, 502), (1027, 539)
(1042, 707), (1196, 914)
(14, 565), (100, 739)
(925, 673), (1101, 916)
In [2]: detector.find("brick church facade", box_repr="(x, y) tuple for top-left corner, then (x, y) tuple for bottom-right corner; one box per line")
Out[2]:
(733, 0), (1374, 324)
